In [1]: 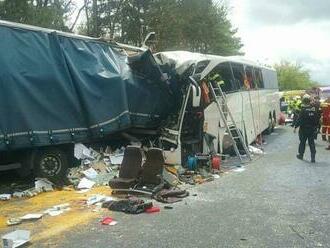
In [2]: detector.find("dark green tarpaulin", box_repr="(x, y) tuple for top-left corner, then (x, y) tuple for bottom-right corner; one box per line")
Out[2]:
(0, 22), (175, 151)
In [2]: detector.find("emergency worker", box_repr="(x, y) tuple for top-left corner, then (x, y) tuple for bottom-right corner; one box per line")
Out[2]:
(294, 94), (319, 163)
(321, 97), (330, 150)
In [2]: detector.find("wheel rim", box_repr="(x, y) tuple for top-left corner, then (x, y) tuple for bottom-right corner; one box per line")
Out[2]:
(40, 155), (62, 176)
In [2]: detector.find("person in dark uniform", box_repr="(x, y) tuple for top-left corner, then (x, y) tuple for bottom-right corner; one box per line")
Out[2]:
(294, 94), (319, 163)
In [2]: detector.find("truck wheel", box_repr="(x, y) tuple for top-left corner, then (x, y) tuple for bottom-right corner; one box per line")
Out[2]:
(34, 147), (69, 184)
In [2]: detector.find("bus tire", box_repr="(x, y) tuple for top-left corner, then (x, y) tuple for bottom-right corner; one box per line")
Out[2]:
(33, 147), (69, 185)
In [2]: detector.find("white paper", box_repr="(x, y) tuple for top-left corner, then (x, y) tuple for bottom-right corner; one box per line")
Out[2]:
(20, 213), (43, 220)
(0, 194), (11, 200)
(74, 143), (95, 160)
(46, 210), (64, 217)
(82, 168), (98, 179)
(2, 230), (30, 248)
(35, 178), (53, 192)
(86, 195), (106, 206)
(109, 154), (124, 165)
(77, 189), (90, 194)
(77, 178), (95, 189)
(249, 145), (264, 155)
(44, 203), (71, 216)
(232, 167), (246, 173)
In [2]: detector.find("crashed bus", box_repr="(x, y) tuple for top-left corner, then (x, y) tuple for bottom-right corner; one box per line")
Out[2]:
(156, 51), (280, 164)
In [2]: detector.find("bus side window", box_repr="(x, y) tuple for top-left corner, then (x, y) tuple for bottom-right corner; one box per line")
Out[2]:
(255, 69), (264, 88)
(209, 62), (237, 93)
(245, 66), (255, 89)
(230, 63), (245, 91)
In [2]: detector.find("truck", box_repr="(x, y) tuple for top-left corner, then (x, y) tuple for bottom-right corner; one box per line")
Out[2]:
(0, 20), (178, 181)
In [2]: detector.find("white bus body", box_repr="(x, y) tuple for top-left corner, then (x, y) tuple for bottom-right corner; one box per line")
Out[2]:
(157, 51), (280, 165)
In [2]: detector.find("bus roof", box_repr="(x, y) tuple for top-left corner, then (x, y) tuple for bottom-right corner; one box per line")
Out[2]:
(320, 86), (330, 92)
(156, 51), (275, 79)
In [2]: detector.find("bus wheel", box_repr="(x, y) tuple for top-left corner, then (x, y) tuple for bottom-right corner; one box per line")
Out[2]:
(33, 147), (69, 185)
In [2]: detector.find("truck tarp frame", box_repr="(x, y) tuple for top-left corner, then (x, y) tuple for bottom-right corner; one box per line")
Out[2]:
(0, 22), (175, 151)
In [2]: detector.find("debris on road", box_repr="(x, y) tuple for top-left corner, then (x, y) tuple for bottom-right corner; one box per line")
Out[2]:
(232, 167), (246, 173)
(101, 217), (118, 226)
(44, 203), (71, 217)
(34, 178), (54, 192)
(1, 230), (30, 248)
(77, 178), (95, 190)
(0, 194), (11, 201)
(86, 194), (114, 206)
(145, 206), (160, 214)
(19, 213), (43, 221)
(6, 219), (22, 226)
(102, 197), (154, 215)
(249, 145), (264, 155)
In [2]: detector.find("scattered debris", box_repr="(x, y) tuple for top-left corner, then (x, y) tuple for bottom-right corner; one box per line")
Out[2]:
(19, 213), (43, 221)
(34, 178), (54, 192)
(212, 174), (221, 179)
(249, 145), (264, 155)
(86, 195), (114, 206)
(2, 230), (30, 248)
(164, 206), (173, 209)
(109, 153), (124, 165)
(6, 218), (22, 226)
(77, 178), (95, 190)
(0, 194), (11, 201)
(145, 206), (160, 213)
(153, 189), (189, 203)
(102, 197), (153, 215)
(74, 143), (97, 161)
(82, 168), (98, 180)
(101, 217), (118, 226)
(232, 167), (246, 173)
(44, 203), (71, 217)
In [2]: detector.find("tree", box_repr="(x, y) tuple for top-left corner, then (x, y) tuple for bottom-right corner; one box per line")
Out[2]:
(83, 0), (243, 55)
(0, 0), (73, 31)
(274, 61), (318, 91)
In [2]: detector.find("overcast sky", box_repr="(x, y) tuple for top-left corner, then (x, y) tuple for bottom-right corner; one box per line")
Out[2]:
(227, 0), (330, 84)
(72, 0), (330, 84)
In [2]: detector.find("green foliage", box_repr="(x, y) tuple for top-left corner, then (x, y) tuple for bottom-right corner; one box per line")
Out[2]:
(0, 0), (243, 55)
(274, 61), (318, 91)
(84, 0), (243, 55)
(0, 0), (72, 31)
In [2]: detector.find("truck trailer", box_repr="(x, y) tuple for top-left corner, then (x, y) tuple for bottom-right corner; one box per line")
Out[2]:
(0, 21), (178, 181)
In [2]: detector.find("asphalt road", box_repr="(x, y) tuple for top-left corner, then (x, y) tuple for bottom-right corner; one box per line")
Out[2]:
(50, 126), (330, 248)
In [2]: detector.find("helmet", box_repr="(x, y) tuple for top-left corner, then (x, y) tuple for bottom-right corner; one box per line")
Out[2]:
(302, 94), (311, 104)
(302, 94), (311, 100)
